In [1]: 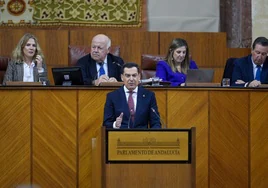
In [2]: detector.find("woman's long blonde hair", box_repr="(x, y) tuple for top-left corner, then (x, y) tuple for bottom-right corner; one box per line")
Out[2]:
(164, 38), (190, 74)
(11, 33), (44, 63)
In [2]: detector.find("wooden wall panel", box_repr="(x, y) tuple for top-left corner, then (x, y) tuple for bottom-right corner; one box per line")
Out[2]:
(250, 92), (268, 188)
(0, 90), (31, 187)
(0, 30), (28, 56)
(167, 90), (209, 188)
(153, 89), (167, 128)
(213, 67), (224, 83)
(78, 89), (110, 188)
(32, 90), (77, 187)
(227, 48), (251, 58)
(210, 91), (249, 188)
(28, 30), (69, 66)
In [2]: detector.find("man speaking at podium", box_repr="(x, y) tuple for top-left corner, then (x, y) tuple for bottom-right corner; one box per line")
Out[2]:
(103, 62), (161, 129)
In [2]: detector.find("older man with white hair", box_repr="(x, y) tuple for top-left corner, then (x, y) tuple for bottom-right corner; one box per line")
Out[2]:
(77, 34), (125, 85)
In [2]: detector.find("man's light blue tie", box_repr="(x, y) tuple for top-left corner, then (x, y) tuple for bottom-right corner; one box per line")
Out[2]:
(255, 65), (261, 81)
(98, 63), (105, 77)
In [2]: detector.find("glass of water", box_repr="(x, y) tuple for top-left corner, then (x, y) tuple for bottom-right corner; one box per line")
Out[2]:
(152, 76), (160, 86)
(222, 78), (230, 87)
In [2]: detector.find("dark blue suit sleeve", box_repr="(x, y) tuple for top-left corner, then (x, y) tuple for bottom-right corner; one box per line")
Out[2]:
(103, 93), (116, 128)
(77, 56), (94, 85)
(231, 57), (251, 87)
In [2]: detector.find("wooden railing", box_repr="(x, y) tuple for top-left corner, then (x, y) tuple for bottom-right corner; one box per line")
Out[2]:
(0, 86), (268, 188)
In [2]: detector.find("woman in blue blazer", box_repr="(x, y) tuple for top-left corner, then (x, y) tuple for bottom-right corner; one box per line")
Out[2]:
(156, 38), (198, 86)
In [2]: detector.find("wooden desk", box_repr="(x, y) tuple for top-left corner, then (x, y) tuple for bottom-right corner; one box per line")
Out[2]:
(0, 86), (267, 188)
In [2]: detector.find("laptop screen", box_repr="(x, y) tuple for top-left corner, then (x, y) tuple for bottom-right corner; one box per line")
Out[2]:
(186, 69), (214, 83)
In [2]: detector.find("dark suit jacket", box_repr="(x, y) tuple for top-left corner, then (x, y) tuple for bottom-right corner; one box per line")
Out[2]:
(103, 86), (161, 129)
(231, 55), (268, 86)
(222, 57), (237, 85)
(77, 53), (124, 85)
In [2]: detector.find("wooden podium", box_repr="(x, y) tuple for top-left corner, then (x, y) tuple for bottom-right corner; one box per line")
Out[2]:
(92, 128), (196, 188)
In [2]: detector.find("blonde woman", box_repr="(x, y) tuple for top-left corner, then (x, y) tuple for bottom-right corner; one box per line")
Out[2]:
(3, 33), (47, 85)
(156, 38), (198, 86)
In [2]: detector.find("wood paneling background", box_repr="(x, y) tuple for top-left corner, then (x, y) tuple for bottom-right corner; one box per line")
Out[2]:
(1, 87), (268, 188)
(32, 90), (77, 187)
(0, 90), (31, 187)
(210, 91), (249, 187)
(0, 30), (250, 84)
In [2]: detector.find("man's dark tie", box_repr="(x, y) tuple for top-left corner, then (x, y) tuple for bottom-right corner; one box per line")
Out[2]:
(255, 65), (261, 81)
(98, 63), (105, 77)
(128, 91), (135, 124)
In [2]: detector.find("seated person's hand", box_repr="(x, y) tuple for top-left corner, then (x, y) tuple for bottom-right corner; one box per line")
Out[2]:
(180, 83), (186, 86)
(248, 80), (261, 87)
(36, 55), (44, 72)
(95, 75), (109, 85)
(108, 77), (118, 82)
(235, 80), (245, 84)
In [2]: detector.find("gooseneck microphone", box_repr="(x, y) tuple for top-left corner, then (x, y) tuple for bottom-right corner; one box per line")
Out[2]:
(112, 61), (122, 67)
(111, 54), (122, 68)
(126, 108), (136, 129)
(151, 107), (166, 129)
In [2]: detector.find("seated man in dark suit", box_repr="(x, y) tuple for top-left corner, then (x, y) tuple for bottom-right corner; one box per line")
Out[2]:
(77, 34), (124, 85)
(232, 36), (268, 87)
(103, 62), (161, 129)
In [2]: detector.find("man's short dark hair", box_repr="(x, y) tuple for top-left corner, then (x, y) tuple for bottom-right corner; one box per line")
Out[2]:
(121, 62), (140, 74)
(252, 37), (268, 49)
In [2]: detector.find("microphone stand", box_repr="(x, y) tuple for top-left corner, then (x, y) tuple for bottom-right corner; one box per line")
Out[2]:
(151, 108), (167, 129)
(127, 113), (132, 129)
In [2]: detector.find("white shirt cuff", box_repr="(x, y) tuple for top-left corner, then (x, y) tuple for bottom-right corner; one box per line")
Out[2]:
(113, 121), (120, 129)
(37, 67), (44, 73)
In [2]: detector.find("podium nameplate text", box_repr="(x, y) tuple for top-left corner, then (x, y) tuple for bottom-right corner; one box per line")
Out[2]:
(107, 129), (191, 163)
(92, 127), (196, 188)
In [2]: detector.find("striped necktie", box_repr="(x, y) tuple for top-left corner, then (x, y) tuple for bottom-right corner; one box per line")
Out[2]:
(128, 91), (135, 124)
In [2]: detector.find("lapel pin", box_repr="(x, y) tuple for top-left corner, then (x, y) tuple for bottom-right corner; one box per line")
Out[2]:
(143, 94), (145, 97)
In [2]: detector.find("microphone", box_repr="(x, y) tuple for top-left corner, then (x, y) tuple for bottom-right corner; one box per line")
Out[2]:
(127, 109), (135, 129)
(112, 61), (122, 67)
(151, 107), (166, 128)
(111, 54), (122, 68)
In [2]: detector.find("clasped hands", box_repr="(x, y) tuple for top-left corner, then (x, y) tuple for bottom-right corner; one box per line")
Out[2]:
(94, 75), (118, 86)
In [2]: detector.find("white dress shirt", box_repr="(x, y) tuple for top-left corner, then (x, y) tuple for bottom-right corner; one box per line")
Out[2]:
(113, 86), (139, 128)
(23, 62), (35, 82)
